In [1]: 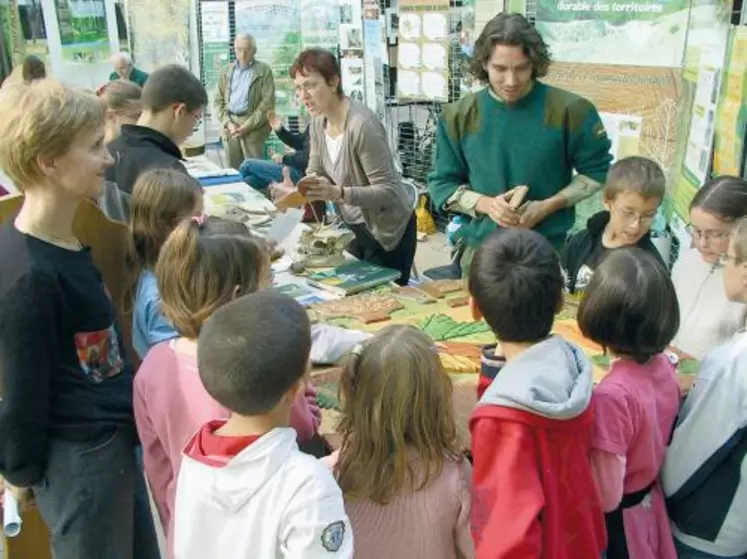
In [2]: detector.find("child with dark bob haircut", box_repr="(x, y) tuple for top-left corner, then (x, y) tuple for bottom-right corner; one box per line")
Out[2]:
(174, 292), (352, 558)
(467, 228), (605, 558)
(578, 247), (680, 559)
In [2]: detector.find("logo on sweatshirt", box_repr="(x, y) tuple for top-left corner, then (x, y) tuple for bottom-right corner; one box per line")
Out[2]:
(321, 521), (346, 552)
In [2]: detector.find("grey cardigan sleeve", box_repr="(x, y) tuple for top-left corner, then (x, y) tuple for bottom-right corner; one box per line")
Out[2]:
(344, 117), (401, 210)
(306, 121), (325, 177)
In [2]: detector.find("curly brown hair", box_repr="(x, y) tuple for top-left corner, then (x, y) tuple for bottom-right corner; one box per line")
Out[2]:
(469, 13), (552, 82)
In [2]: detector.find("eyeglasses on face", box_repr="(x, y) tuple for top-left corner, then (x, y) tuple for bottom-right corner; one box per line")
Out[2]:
(686, 224), (731, 243)
(612, 204), (656, 226)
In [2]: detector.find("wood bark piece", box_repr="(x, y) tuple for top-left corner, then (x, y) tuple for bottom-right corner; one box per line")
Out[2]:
(309, 292), (404, 323)
(393, 286), (437, 304)
(274, 189), (308, 212)
(447, 296), (469, 308)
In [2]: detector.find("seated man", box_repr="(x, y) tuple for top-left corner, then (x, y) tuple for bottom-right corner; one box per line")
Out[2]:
(238, 110), (308, 190)
(106, 64), (207, 194)
(110, 52), (149, 87)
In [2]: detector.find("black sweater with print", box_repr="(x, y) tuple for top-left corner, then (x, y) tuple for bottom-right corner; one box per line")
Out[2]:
(0, 223), (134, 487)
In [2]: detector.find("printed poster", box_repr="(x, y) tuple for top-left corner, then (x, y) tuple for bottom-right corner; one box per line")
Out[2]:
(667, 0), (730, 224)
(235, 0), (302, 115)
(599, 113), (644, 162)
(200, 1), (231, 143)
(54, 0), (110, 63)
(536, 0), (689, 68)
(712, 26), (747, 177)
(397, 0), (450, 102)
(341, 57), (365, 101)
(683, 45), (723, 185)
(301, 0), (340, 50)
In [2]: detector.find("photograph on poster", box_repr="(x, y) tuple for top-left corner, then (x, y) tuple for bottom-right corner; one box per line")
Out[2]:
(600, 112), (643, 162)
(399, 42), (421, 69)
(684, 45), (723, 183)
(341, 57), (365, 92)
(55, 0), (111, 63)
(338, 0), (362, 26)
(422, 42), (447, 70)
(400, 13), (422, 40)
(341, 25), (363, 49)
(423, 12), (448, 40)
(535, 0), (689, 67)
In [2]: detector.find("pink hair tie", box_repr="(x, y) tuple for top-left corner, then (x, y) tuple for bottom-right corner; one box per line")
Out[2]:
(191, 214), (206, 226)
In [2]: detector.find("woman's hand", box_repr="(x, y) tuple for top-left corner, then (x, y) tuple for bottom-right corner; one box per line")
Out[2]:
(299, 175), (343, 202)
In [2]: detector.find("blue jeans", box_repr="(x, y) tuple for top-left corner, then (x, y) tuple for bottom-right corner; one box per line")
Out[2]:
(675, 538), (746, 559)
(238, 159), (303, 190)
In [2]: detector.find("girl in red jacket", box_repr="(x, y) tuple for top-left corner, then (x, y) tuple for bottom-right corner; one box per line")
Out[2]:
(579, 247), (681, 559)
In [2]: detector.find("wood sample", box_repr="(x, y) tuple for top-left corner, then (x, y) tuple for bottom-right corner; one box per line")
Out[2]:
(446, 296), (469, 308)
(274, 189), (309, 212)
(309, 293), (404, 324)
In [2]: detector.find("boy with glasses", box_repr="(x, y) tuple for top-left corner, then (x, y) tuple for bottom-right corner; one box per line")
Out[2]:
(561, 156), (667, 294)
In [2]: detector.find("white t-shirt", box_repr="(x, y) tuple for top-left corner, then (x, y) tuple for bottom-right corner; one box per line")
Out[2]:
(325, 132), (344, 165)
(672, 247), (747, 359)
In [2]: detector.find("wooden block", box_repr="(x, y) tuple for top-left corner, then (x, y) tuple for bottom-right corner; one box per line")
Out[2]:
(433, 279), (465, 294)
(416, 284), (445, 299)
(447, 296), (469, 308)
(275, 190), (308, 212)
(358, 310), (391, 324)
(394, 286), (436, 304)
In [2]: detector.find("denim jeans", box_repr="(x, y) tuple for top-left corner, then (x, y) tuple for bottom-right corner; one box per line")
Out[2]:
(238, 159), (303, 190)
(675, 538), (746, 559)
(32, 430), (160, 559)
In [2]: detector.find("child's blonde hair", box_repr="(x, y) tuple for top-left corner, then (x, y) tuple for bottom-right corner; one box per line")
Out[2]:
(156, 216), (270, 339)
(0, 79), (105, 190)
(335, 325), (461, 505)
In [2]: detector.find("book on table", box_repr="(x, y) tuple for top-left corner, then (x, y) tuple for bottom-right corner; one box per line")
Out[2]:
(306, 261), (401, 296)
(275, 283), (328, 307)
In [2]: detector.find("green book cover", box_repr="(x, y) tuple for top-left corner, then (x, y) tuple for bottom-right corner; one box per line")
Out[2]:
(307, 261), (401, 296)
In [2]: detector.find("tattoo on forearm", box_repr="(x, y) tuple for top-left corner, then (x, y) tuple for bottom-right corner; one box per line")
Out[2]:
(560, 175), (602, 207)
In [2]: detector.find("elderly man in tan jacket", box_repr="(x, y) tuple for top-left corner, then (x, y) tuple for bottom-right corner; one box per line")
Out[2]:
(215, 34), (276, 170)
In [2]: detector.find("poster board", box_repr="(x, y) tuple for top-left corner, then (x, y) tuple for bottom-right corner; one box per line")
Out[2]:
(396, 0), (450, 102)
(667, 0), (731, 237)
(712, 25), (747, 177)
(199, 1), (230, 144)
(536, 0), (685, 178)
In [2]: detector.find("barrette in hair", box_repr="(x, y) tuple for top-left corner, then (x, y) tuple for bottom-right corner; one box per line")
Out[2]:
(191, 214), (206, 226)
(350, 344), (364, 356)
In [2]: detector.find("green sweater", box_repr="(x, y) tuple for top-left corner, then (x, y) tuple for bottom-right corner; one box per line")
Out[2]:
(428, 82), (611, 248)
(109, 67), (149, 88)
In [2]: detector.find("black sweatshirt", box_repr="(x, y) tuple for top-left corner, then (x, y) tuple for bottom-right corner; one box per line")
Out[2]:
(560, 210), (666, 294)
(106, 124), (187, 194)
(0, 224), (134, 487)
(277, 125), (310, 172)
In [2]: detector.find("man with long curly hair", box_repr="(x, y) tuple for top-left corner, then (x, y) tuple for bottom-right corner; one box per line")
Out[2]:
(428, 13), (612, 277)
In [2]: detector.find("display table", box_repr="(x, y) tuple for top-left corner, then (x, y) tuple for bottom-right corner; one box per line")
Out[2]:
(188, 156), (699, 451)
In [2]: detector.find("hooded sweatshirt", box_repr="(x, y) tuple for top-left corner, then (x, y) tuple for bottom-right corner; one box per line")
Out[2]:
(174, 422), (353, 559)
(470, 336), (605, 559)
(672, 247), (747, 359)
(662, 332), (747, 557)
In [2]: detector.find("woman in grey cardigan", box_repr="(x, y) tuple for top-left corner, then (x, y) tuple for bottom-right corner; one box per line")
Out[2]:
(291, 49), (416, 285)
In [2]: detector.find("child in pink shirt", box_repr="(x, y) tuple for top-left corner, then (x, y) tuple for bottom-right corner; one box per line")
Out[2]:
(134, 216), (320, 557)
(323, 325), (473, 559)
(577, 247), (681, 559)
